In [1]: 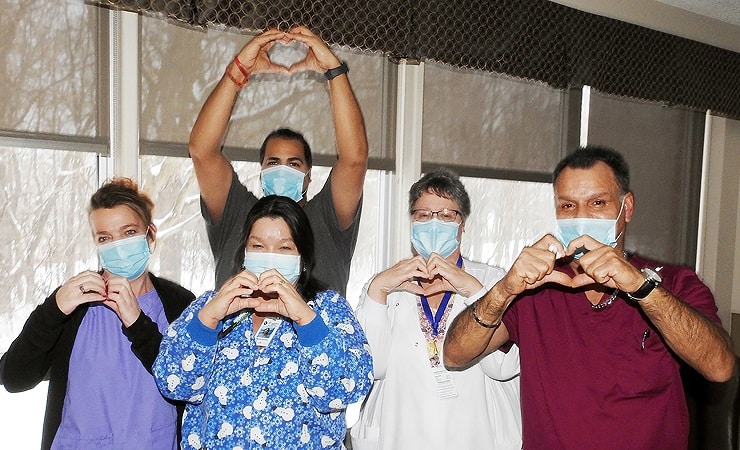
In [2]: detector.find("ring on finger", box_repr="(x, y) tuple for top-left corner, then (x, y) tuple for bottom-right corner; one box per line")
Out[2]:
(79, 284), (85, 293)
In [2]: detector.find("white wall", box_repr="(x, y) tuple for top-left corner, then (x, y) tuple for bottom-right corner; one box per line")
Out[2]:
(699, 116), (740, 327)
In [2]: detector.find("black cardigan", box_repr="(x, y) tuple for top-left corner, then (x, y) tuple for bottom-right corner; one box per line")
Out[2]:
(0, 274), (195, 449)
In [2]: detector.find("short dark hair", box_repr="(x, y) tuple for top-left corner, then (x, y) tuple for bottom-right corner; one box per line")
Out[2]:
(259, 128), (313, 167)
(235, 195), (323, 299)
(553, 146), (631, 195)
(408, 168), (471, 221)
(89, 177), (154, 226)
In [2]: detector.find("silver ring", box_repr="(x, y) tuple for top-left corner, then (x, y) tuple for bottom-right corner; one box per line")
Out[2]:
(79, 284), (85, 293)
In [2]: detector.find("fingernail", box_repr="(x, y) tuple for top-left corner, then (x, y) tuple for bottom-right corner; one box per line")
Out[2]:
(547, 244), (562, 258)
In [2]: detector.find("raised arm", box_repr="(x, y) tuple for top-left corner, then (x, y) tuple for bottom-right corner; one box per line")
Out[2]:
(189, 30), (289, 223)
(287, 26), (368, 229)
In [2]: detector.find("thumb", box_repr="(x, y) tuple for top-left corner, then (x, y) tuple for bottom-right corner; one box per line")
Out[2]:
(400, 280), (426, 296)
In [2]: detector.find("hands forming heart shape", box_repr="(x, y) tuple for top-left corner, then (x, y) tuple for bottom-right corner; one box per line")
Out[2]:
(57, 271), (144, 327)
(63, 270), (122, 305)
(372, 254), (483, 300)
(236, 26), (343, 77)
(536, 265), (609, 291)
(200, 268), (316, 327)
(406, 273), (452, 298)
(501, 233), (643, 298)
(267, 40), (309, 70)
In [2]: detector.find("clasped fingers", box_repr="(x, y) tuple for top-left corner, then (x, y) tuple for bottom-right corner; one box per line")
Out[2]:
(57, 271), (107, 314)
(575, 249), (642, 291)
(503, 246), (559, 295)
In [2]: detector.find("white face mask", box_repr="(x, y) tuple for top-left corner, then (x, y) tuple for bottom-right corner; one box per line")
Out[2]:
(556, 197), (625, 259)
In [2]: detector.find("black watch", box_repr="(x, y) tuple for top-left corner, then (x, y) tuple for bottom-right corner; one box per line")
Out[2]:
(325, 61), (349, 81)
(627, 268), (662, 300)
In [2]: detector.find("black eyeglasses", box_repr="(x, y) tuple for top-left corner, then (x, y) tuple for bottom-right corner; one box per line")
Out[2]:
(411, 208), (462, 223)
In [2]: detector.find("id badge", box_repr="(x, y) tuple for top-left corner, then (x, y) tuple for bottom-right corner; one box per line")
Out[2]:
(254, 317), (282, 348)
(431, 366), (458, 399)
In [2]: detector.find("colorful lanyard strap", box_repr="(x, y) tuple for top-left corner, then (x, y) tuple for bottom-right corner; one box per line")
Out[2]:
(418, 255), (463, 336)
(218, 310), (252, 339)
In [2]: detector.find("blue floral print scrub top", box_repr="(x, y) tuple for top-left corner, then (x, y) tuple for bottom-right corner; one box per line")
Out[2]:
(153, 289), (373, 449)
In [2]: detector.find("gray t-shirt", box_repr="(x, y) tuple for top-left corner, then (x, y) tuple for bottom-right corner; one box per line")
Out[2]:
(201, 168), (361, 297)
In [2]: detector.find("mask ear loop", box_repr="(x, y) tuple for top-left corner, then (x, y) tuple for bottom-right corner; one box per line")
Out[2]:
(299, 168), (311, 201)
(613, 196), (626, 244)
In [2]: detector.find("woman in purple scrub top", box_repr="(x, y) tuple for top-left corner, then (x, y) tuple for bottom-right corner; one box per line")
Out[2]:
(0, 177), (194, 450)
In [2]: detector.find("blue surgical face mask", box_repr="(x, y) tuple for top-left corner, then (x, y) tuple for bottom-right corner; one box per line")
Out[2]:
(410, 219), (460, 260)
(244, 251), (302, 283)
(97, 234), (151, 280)
(261, 165), (306, 202)
(556, 198), (625, 259)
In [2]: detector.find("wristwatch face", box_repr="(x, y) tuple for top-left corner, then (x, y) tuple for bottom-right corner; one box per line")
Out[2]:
(642, 267), (662, 284)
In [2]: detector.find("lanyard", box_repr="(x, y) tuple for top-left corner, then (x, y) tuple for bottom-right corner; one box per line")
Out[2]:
(217, 310), (252, 339)
(418, 255), (463, 336)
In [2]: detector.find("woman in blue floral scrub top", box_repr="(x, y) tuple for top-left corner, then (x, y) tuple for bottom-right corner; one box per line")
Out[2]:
(154, 195), (373, 449)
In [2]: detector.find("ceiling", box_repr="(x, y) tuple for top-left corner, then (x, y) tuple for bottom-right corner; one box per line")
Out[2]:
(656, 0), (740, 26)
(551, 0), (740, 53)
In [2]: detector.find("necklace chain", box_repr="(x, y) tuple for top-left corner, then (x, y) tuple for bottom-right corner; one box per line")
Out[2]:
(592, 289), (619, 310)
(591, 252), (628, 310)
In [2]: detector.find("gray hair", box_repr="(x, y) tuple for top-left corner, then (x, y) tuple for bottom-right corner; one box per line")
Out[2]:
(408, 168), (471, 221)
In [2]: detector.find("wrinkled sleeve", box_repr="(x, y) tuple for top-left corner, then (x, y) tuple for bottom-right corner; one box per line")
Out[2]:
(153, 292), (221, 404)
(0, 289), (68, 392)
(478, 344), (521, 381)
(295, 290), (373, 414)
(667, 266), (722, 324)
(122, 312), (164, 374)
(353, 283), (393, 379)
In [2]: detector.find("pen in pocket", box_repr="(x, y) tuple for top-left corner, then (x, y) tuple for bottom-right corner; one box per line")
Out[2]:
(641, 329), (651, 351)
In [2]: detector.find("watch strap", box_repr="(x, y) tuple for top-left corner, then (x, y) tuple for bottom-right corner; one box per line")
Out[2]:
(627, 270), (661, 300)
(325, 61), (349, 81)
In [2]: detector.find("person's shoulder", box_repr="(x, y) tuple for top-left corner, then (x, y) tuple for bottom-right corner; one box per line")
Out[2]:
(627, 253), (709, 296)
(311, 288), (347, 306)
(149, 274), (196, 299)
(230, 171), (259, 202)
(305, 173), (333, 206)
(314, 288), (338, 298)
(628, 253), (694, 277)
